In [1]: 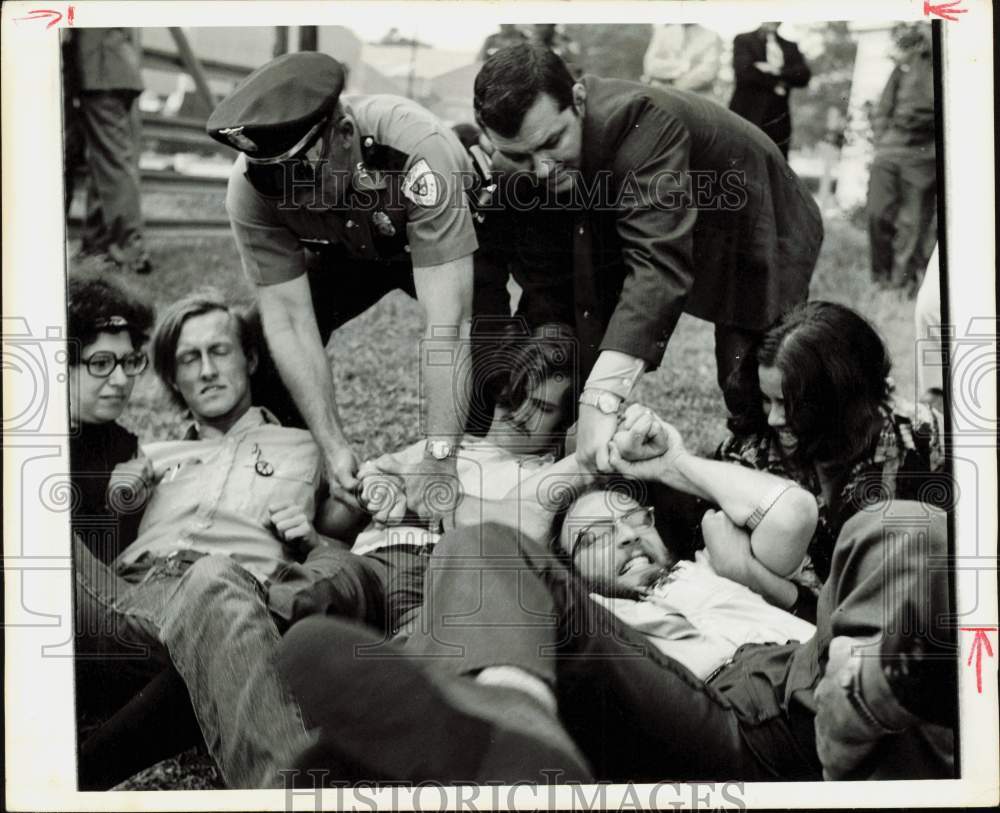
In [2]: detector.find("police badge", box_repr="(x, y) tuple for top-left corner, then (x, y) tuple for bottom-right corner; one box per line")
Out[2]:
(218, 126), (258, 153)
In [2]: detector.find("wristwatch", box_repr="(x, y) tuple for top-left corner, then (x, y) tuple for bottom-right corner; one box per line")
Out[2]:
(424, 439), (456, 461)
(578, 389), (623, 415)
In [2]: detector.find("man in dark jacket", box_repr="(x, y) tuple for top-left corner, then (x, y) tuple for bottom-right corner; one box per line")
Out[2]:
(63, 27), (152, 274)
(472, 44), (823, 473)
(729, 23), (811, 157)
(866, 24), (937, 294)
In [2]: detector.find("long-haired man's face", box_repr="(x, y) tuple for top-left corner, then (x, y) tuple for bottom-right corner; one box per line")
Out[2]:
(561, 491), (670, 598)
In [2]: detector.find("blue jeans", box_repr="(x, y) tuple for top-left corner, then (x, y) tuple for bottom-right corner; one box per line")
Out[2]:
(73, 542), (309, 788)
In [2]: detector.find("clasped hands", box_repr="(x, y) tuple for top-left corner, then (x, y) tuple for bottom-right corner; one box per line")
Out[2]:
(355, 453), (462, 527)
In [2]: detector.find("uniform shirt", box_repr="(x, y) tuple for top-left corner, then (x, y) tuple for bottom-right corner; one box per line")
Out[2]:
(352, 437), (553, 555)
(116, 407), (323, 583)
(71, 28), (144, 94)
(594, 551), (815, 680)
(226, 94), (479, 286)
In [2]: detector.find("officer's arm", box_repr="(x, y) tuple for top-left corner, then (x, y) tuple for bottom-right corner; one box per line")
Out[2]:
(412, 255), (474, 445)
(256, 275), (359, 491)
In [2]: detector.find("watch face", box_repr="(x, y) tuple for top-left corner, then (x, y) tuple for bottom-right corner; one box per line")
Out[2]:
(598, 393), (619, 414)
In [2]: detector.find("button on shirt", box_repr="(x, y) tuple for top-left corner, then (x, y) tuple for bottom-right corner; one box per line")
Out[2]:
(116, 407), (323, 584)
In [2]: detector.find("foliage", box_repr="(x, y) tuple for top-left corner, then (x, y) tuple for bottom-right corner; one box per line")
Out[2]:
(788, 21), (858, 150)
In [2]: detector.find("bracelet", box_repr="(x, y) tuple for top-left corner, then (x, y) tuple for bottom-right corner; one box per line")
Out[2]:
(745, 482), (795, 531)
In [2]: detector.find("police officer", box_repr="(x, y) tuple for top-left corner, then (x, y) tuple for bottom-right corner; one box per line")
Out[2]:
(208, 52), (478, 518)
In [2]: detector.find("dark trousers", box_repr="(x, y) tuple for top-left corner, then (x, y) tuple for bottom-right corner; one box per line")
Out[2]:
(867, 149), (938, 290)
(64, 90), (146, 260)
(392, 502), (951, 781)
(250, 247), (513, 434)
(268, 543), (432, 636)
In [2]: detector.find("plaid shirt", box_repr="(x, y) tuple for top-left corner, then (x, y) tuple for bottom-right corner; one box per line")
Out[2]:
(716, 400), (946, 595)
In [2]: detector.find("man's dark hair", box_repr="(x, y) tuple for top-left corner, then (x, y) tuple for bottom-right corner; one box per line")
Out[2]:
(67, 272), (154, 365)
(496, 322), (576, 425)
(151, 290), (259, 410)
(725, 301), (893, 467)
(474, 43), (576, 138)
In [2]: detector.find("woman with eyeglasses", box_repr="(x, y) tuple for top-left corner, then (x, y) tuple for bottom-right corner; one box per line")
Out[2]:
(68, 272), (153, 563)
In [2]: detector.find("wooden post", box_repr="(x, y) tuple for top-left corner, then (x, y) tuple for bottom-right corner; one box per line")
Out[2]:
(299, 26), (319, 52)
(167, 27), (215, 116)
(273, 27), (289, 58)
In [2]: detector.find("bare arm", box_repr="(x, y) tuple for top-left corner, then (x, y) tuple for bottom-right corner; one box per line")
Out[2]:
(609, 406), (817, 578)
(412, 255), (474, 444)
(256, 275), (358, 491)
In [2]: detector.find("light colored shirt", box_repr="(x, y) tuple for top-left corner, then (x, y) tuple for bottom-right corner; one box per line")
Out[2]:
(593, 550), (815, 680)
(352, 437), (553, 555)
(116, 407), (323, 583)
(226, 93), (478, 285)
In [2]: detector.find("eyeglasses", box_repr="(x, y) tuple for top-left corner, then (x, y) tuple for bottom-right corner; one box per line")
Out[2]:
(570, 505), (655, 560)
(80, 350), (148, 378)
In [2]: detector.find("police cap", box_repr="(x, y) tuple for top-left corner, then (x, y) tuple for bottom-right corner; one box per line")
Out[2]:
(207, 52), (346, 160)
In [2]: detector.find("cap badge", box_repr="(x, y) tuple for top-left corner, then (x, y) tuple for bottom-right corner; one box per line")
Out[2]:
(402, 159), (440, 207)
(372, 210), (396, 236)
(219, 126), (258, 153)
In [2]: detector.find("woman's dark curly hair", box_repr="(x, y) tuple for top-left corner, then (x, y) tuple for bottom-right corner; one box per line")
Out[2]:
(67, 272), (154, 365)
(725, 302), (893, 467)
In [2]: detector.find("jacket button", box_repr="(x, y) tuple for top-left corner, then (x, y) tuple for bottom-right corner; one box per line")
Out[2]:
(346, 220), (356, 229)
(582, 310), (590, 319)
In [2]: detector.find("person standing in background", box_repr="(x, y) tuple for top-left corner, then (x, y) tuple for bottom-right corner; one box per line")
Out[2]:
(867, 24), (937, 295)
(63, 28), (152, 274)
(729, 22), (811, 158)
(642, 24), (722, 96)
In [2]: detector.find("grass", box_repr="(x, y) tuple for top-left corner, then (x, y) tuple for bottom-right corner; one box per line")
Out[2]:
(70, 212), (922, 790)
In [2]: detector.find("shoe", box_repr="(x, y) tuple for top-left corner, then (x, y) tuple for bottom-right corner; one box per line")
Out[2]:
(276, 616), (594, 785)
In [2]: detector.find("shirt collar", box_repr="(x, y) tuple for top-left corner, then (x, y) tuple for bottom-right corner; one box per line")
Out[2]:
(183, 406), (281, 441)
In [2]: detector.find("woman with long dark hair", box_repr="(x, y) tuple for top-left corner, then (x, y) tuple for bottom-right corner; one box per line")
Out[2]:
(718, 301), (946, 620)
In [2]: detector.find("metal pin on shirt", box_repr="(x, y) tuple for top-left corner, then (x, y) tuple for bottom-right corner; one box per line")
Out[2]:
(251, 443), (274, 477)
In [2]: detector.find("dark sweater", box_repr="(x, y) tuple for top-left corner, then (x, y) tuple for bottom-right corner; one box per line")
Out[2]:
(69, 421), (141, 564)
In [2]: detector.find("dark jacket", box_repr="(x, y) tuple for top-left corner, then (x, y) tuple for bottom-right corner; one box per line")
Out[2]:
(729, 30), (811, 154)
(872, 50), (936, 149)
(560, 76), (822, 375)
(71, 28), (144, 95)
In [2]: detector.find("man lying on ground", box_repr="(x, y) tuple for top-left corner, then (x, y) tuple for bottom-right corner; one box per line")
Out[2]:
(74, 291), (350, 789)
(278, 409), (955, 783)
(267, 322), (578, 634)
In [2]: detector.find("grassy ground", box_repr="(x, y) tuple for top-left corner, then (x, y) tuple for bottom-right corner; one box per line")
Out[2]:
(71, 212), (921, 790)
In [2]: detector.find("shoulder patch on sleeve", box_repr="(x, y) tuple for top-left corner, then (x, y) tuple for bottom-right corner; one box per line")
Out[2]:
(402, 158), (440, 207)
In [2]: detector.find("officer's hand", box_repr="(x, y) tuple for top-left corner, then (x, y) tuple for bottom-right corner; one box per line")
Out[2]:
(269, 501), (321, 553)
(575, 405), (620, 473)
(372, 453), (463, 523)
(814, 636), (886, 780)
(325, 445), (360, 494)
(359, 455), (408, 527)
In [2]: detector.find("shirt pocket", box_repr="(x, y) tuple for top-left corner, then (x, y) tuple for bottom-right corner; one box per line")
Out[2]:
(237, 444), (320, 525)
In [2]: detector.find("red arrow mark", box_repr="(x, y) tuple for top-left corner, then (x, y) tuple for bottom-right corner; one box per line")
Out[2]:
(924, 0), (968, 21)
(13, 8), (64, 28)
(68, 5), (75, 25)
(961, 627), (996, 694)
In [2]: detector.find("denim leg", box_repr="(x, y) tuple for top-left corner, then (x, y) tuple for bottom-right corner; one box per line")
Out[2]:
(73, 540), (171, 721)
(155, 555), (310, 789)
